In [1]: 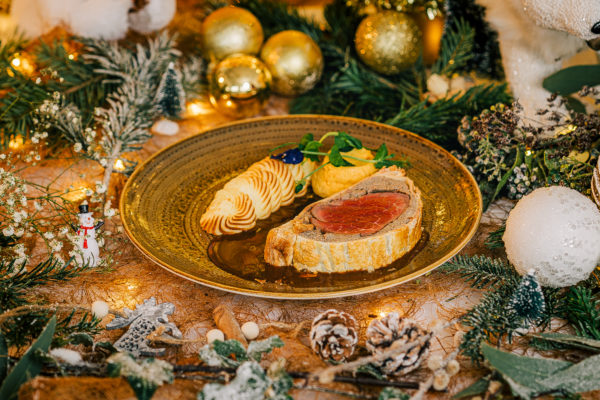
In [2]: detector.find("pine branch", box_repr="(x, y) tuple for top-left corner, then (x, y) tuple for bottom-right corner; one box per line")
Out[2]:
(562, 287), (600, 340)
(386, 83), (511, 147)
(432, 19), (475, 77)
(0, 258), (88, 312)
(485, 224), (505, 249)
(442, 255), (520, 289)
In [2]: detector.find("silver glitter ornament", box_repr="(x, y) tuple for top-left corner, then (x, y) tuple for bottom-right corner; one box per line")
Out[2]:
(107, 297), (182, 357)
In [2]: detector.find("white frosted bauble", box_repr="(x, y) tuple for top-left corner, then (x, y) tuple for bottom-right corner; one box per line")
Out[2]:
(503, 186), (600, 287)
(241, 321), (259, 340)
(91, 300), (109, 319)
(151, 119), (179, 136)
(206, 329), (224, 343)
(129, 0), (176, 34)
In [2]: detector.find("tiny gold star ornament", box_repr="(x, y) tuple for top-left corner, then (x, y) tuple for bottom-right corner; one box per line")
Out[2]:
(209, 54), (272, 118)
(354, 11), (422, 75)
(201, 7), (264, 61)
(260, 30), (323, 96)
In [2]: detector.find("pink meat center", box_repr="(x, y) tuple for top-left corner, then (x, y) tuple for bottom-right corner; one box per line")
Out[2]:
(310, 192), (410, 235)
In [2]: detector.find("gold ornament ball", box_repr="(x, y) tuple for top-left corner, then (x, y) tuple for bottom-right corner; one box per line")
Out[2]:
(355, 11), (422, 75)
(201, 7), (264, 61)
(209, 54), (272, 118)
(260, 30), (323, 96)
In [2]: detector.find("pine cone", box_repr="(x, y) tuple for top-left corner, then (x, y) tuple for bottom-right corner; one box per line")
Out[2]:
(310, 309), (358, 362)
(366, 313), (430, 376)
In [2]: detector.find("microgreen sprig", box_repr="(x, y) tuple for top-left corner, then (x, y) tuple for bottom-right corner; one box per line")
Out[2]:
(270, 131), (410, 193)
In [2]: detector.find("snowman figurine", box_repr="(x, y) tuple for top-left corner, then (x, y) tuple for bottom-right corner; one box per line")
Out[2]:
(74, 203), (104, 267)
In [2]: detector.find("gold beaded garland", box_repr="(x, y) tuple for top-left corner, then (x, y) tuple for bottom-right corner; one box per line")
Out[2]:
(260, 30), (323, 96)
(354, 11), (422, 75)
(208, 54), (272, 118)
(200, 7), (264, 61)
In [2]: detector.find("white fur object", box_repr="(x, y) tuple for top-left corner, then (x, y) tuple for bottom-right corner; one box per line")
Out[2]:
(91, 300), (110, 319)
(50, 348), (83, 365)
(151, 118), (180, 136)
(10, 0), (174, 39)
(503, 186), (600, 287)
(477, 0), (600, 125)
(129, 0), (176, 34)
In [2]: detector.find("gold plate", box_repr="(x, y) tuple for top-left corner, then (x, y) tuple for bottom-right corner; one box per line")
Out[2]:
(120, 115), (482, 299)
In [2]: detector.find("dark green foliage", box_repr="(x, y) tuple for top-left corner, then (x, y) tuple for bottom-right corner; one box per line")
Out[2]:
(442, 255), (520, 289)
(386, 84), (511, 147)
(529, 333), (600, 353)
(485, 224), (505, 249)
(561, 287), (600, 340)
(507, 273), (545, 324)
(444, 0), (504, 78)
(0, 316), (56, 400)
(452, 377), (490, 399)
(0, 258), (88, 312)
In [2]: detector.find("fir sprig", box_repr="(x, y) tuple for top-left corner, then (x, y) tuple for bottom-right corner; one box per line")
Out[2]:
(0, 258), (88, 312)
(562, 287), (600, 340)
(442, 255), (520, 289)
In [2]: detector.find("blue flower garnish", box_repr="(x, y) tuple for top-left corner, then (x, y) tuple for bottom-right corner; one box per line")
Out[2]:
(271, 147), (304, 164)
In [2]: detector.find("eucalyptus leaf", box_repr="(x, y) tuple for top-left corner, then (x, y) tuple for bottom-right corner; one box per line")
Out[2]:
(452, 377), (489, 399)
(213, 339), (248, 361)
(356, 363), (385, 380)
(540, 353), (600, 394)
(530, 333), (600, 353)
(0, 316), (56, 400)
(481, 342), (571, 399)
(247, 336), (284, 361)
(68, 332), (94, 346)
(543, 65), (600, 96)
(378, 387), (409, 400)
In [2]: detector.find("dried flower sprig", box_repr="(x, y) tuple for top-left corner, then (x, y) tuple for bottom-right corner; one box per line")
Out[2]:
(458, 88), (600, 208)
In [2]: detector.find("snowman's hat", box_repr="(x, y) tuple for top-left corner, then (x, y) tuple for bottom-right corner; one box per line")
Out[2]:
(78, 204), (89, 214)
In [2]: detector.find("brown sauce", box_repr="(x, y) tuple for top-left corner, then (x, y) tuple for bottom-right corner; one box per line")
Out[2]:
(207, 191), (428, 288)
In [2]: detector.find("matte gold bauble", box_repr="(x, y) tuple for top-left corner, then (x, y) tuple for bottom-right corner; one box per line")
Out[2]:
(260, 30), (323, 96)
(209, 54), (272, 118)
(201, 7), (264, 61)
(355, 11), (422, 75)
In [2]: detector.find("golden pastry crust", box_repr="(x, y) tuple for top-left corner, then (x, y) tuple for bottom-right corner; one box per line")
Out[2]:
(264, 167), (423, 273)
(200, 157), (317, 235)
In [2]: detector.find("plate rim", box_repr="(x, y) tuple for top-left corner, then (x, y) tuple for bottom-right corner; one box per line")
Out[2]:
(120, 114), (482, 299)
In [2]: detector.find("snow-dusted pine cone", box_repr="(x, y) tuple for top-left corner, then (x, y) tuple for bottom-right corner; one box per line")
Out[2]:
(310, 309), (358, 362)
(592, 157), (599, 207)
(366, 313), (430, 376)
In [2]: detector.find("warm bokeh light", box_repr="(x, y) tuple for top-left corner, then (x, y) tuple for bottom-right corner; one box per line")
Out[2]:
(8, 136), (24, 150)
(186, 100), (213, 117)
(63, 186), (90, 202)
(114, 159), (125, 172)
(8, 53), (35, 76)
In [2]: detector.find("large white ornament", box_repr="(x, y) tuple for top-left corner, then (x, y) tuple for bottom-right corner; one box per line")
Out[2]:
(503, 186), (600, 287)
(476, 0), (600, 127)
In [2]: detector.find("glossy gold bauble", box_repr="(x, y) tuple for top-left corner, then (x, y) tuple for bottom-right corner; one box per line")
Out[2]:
(209, 54), (272, 118)
(355, 11), (422, 75)
(260, 30), (323, 96)
(201, 7), (264, 61)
